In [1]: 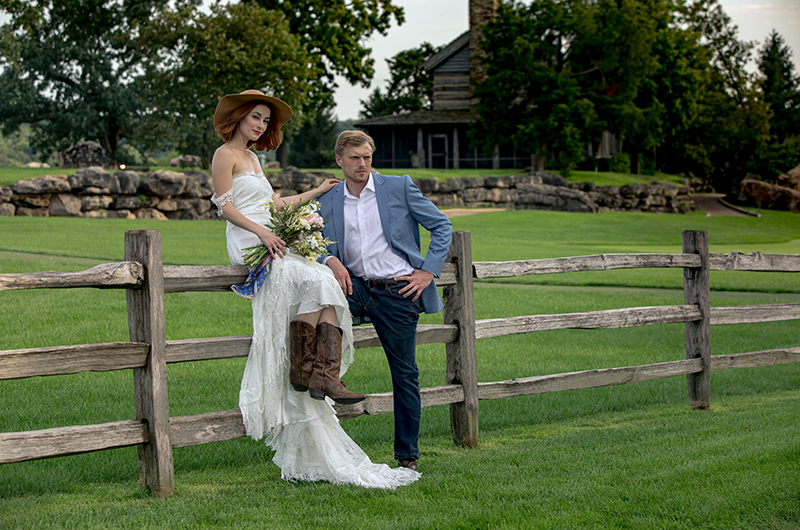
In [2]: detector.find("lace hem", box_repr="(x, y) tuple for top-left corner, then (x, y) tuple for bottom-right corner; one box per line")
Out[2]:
(269, 412), (421, 489)
(211, 190), (233, 216)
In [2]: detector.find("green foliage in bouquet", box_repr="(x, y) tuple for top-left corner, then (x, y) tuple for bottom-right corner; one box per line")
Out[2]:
(241, 199), (333, 268)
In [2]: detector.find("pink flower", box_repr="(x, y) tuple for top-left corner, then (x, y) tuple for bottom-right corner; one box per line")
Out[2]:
(305, 213), (324, 228)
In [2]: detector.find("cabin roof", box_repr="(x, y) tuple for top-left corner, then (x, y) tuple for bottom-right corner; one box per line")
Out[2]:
(354, 109), (476, 127)
(421, 31), (470, 73)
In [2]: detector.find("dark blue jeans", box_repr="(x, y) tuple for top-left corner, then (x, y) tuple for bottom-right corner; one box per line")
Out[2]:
(347, 276), (421, 461)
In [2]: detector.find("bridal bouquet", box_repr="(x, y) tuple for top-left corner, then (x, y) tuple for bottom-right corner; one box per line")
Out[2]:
(241, 199), (332, 268)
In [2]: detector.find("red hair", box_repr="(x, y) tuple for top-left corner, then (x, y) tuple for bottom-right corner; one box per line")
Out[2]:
(214, 101), (283, 151)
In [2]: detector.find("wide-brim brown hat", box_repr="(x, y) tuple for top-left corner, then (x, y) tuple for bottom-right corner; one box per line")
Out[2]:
(213, 89), (293, 129)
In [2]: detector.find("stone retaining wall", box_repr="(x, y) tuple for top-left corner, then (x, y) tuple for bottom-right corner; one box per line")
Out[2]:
(0, 167), (216, 220)
(0, 167), (697, 218)
(414, 172), (696, 214)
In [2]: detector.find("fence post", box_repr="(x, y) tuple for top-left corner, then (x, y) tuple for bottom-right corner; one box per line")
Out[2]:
(682, 230), (711, 410)
(443, 231), (479, 447)
(125, 230), (174, 497)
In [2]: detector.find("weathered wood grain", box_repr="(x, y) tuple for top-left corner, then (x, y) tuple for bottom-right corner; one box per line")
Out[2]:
(0, 262), (143, 291)
(438, 262), (457, 286)
(473, 253), (700, 278)
(710, 303), (800, 325)
(163, 325), (458, 365)
(125, 230), (174, 497)
(161, 262), (458, 293)
(476, 358), (704, 400)
(163, 265), (247, 293)
(475, 305), (701, 339)
(0, 420), (147, 464)
(711, 347), (800, 370)
(169, 384), (466, 445)
(333, 385), (465, 420)
(683, 230), (711, 410)
(170, 410), (246, 448)
(351, 324), (458, 349)
(444, 231), (479, 447)
(165, 336), (252, 363)
(0, 342), (149, 381)
(709, 252), (800, 272)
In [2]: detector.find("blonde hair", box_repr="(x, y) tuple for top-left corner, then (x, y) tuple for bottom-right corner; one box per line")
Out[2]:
(214, 102), (283, 151)
(335, 130), (375, 157)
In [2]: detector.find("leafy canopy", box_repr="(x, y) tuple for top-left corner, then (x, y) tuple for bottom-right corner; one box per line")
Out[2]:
(0, 0), (189, 163)
(360, 42), (443, 119)
(135, 2), (313, 166)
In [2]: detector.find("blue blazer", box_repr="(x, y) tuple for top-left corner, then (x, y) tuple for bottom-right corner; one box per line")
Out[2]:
(318, 172), (453, 314)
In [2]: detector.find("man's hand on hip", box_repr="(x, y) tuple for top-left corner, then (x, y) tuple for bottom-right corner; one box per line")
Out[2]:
(396, 269), (434, 302)
(325, 256), (352, 296)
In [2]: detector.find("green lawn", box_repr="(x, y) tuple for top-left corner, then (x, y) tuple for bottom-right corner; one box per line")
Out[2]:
(1, 210), (799, 529)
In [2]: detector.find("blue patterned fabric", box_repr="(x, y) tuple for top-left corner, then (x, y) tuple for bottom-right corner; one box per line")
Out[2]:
(232, 256), (274, 299)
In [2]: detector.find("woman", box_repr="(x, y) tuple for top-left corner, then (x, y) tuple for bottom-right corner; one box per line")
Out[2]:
(210, 89), (419, 488)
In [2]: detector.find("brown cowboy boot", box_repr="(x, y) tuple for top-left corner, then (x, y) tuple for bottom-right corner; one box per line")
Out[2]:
(289, 320), (316, 392)
(308, 322), (366, 404)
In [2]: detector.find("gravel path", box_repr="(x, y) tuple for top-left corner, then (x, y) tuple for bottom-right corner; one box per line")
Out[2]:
(441, 208), (507, 218)
(692, 193), (754, 217)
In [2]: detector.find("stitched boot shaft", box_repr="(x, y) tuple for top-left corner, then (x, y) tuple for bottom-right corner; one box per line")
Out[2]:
(289, 320), (316, 392)
(308, 322), (366, 404)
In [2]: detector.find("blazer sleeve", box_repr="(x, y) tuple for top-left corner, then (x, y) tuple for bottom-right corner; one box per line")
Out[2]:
(403, 176), (452, 277)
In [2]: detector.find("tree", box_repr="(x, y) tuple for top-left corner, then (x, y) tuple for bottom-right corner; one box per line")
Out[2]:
(246, 0), (404, 92)
(289, 99), (338, 169)
(469, 0), (597, 176)
(757, 30), (800, 144)
(471, 0), (696, 175)
(0, 0), (188, 163)
(135, 2), (314, 167)
(676, 0), (772, 192)
(360, 43), (443, 119)
(0, 124), (38, 166)
(584, 0), (673, 175)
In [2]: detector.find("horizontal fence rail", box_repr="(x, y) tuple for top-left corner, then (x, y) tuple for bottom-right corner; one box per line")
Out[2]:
(2, 252), (798, 292)
(474, 252), (800, 278)
(6, 345), (798, 464)
(0, 262), (144, 290)
(1, 229), (798, 498)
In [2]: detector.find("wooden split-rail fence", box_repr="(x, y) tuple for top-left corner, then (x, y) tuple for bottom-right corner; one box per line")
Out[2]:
(1, 229), (799, 497)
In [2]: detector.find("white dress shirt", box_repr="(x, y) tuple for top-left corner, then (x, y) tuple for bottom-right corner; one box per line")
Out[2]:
(341, 173), (413, 280)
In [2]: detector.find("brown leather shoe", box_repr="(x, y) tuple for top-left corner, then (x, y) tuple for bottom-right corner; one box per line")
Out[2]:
(289, 320), (316, 392)
(398, 459), (417, 472)
(308, 322), (366, 404)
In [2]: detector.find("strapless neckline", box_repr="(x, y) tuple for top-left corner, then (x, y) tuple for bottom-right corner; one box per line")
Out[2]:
(232, 169), (265, 180)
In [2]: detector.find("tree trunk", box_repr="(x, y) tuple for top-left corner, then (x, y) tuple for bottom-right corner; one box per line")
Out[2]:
(630, 148), (640, 175)
(277, 142), (289, 168)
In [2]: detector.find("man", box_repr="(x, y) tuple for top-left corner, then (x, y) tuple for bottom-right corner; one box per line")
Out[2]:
(318, 130), (453, 472)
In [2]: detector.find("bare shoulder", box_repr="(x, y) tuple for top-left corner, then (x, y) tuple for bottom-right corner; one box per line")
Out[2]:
(213, 144), (236, 163)
(211, 146), (236, 181)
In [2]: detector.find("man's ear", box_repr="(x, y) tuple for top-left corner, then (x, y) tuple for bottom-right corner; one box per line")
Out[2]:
(335, 155), (342, 168)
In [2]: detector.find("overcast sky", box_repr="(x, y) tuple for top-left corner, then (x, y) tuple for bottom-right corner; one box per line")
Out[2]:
(331, 0), (800, 121)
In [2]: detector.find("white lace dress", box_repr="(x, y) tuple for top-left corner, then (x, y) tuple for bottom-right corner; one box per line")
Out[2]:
(214, 170), (419, 488)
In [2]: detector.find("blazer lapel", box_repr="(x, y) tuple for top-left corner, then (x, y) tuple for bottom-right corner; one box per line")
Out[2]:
(333, 182), (346, 254)
(373, 173), (392, 247)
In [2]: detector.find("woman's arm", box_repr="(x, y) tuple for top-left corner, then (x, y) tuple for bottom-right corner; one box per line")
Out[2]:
(211, 148), (287, 259)
(271, 178), (340, 209)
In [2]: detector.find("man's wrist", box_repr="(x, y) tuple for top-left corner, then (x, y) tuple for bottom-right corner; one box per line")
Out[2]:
(417, 268), (436, 279)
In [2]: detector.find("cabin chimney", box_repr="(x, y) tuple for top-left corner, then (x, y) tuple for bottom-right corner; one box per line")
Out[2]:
(469, 0), (498, 90)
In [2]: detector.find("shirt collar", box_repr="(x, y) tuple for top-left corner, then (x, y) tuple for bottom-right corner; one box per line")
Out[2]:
(344, 172), (375, 199)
